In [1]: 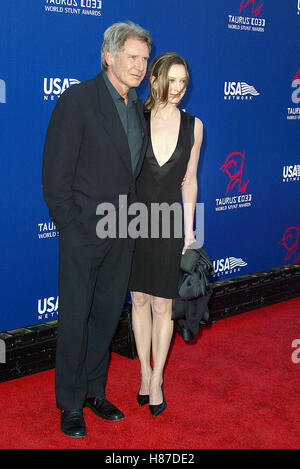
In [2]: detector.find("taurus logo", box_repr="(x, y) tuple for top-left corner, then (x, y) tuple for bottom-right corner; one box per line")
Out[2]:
(239, 0), (264, 16)
(279, 225), (300, 263)
(219, 150), (250, 194)
(0, 79), (6, 103)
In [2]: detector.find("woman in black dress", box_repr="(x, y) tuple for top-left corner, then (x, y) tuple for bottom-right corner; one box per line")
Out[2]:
(128, 52), (203, 416)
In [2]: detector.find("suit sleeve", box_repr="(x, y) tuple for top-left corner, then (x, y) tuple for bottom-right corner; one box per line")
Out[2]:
(42, 88), (83, 230)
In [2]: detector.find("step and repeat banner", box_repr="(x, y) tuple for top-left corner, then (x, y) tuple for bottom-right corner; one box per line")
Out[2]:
(1, 1), (299, 331)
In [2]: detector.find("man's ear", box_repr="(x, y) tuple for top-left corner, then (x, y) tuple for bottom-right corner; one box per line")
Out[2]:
(105, 50), (114, 67)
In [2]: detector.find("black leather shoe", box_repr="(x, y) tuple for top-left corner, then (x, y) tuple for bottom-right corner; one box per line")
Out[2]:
(85, 396), (125, 421)
(149, 386), (167, 417)
(137, 393), (149, 406)
(60, 409), (87, 438)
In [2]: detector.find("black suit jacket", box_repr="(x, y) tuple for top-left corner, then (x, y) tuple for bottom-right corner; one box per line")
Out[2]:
(42, 72), (148, 239)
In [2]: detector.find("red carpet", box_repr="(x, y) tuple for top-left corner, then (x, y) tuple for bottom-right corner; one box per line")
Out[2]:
(0, 297), (299, 449)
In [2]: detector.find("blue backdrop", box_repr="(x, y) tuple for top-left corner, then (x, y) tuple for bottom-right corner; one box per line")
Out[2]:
(1, 0), (299, 330)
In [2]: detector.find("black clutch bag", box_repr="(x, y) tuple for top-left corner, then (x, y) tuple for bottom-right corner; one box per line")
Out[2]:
(172, 245), (215, 332)
(180, 248), (201, 274)
(178, 246), (215, 299)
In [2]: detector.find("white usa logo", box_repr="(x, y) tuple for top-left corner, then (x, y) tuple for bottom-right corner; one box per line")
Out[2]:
(224, 81), (260, 99)
(213, 256), (248, 276)
(43, 77), (80, 101)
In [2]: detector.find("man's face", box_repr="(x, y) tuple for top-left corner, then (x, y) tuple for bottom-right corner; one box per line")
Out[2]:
(106, 37), (149, 94)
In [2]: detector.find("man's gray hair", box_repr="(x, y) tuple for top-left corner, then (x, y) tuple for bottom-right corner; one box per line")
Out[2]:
(101, 21), (152, 70)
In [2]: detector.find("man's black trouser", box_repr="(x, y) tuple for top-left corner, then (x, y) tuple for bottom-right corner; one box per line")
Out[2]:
(55, 219), (133, 410)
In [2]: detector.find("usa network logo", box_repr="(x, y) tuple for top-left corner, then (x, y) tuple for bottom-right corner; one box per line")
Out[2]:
(287, 68), (300, 120)
(227, 0), (266, 33)
(282, 164), (300, 182)
(43, 77), (80, 101)
(0, 79), (6, 103)
(224, 81), (260, 100)
(216, 150), (252, 211)
(38, 295), (58, 321)
(213, 255), (248, 277)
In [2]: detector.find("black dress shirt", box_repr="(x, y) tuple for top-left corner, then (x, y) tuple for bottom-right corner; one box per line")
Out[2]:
(103, 71), (144, 172)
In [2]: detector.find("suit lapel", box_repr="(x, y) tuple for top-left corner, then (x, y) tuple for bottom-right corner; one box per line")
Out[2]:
(94, 72), (149, 178)
(95, 72), (132, 174)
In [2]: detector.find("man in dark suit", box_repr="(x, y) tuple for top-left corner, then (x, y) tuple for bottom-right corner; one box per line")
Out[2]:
(42, 21), (151, 438)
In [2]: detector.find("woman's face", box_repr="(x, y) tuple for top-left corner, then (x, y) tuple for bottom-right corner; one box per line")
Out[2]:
(154, 63), (188, 105)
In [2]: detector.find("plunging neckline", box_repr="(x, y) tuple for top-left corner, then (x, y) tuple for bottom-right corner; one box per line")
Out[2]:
(150, 110), (182, 168)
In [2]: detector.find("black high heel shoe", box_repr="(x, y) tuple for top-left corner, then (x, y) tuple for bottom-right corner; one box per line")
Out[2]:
(137, 393), (149, 406)
(149, 386), (167, 417)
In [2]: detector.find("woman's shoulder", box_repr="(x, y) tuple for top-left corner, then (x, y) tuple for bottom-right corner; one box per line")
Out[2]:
(194, 116), (203, 132)
(181, 110), (203, 131)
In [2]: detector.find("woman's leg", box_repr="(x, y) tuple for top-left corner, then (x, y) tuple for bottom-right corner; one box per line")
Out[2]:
(150, 296), (174, 405)
(131, 291), (152, 395)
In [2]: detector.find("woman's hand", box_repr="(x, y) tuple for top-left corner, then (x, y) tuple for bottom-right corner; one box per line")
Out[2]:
(182, 235), (197, 254)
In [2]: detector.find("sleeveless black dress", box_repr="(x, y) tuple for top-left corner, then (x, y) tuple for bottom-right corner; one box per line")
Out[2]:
(128, 109), (195, 299)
